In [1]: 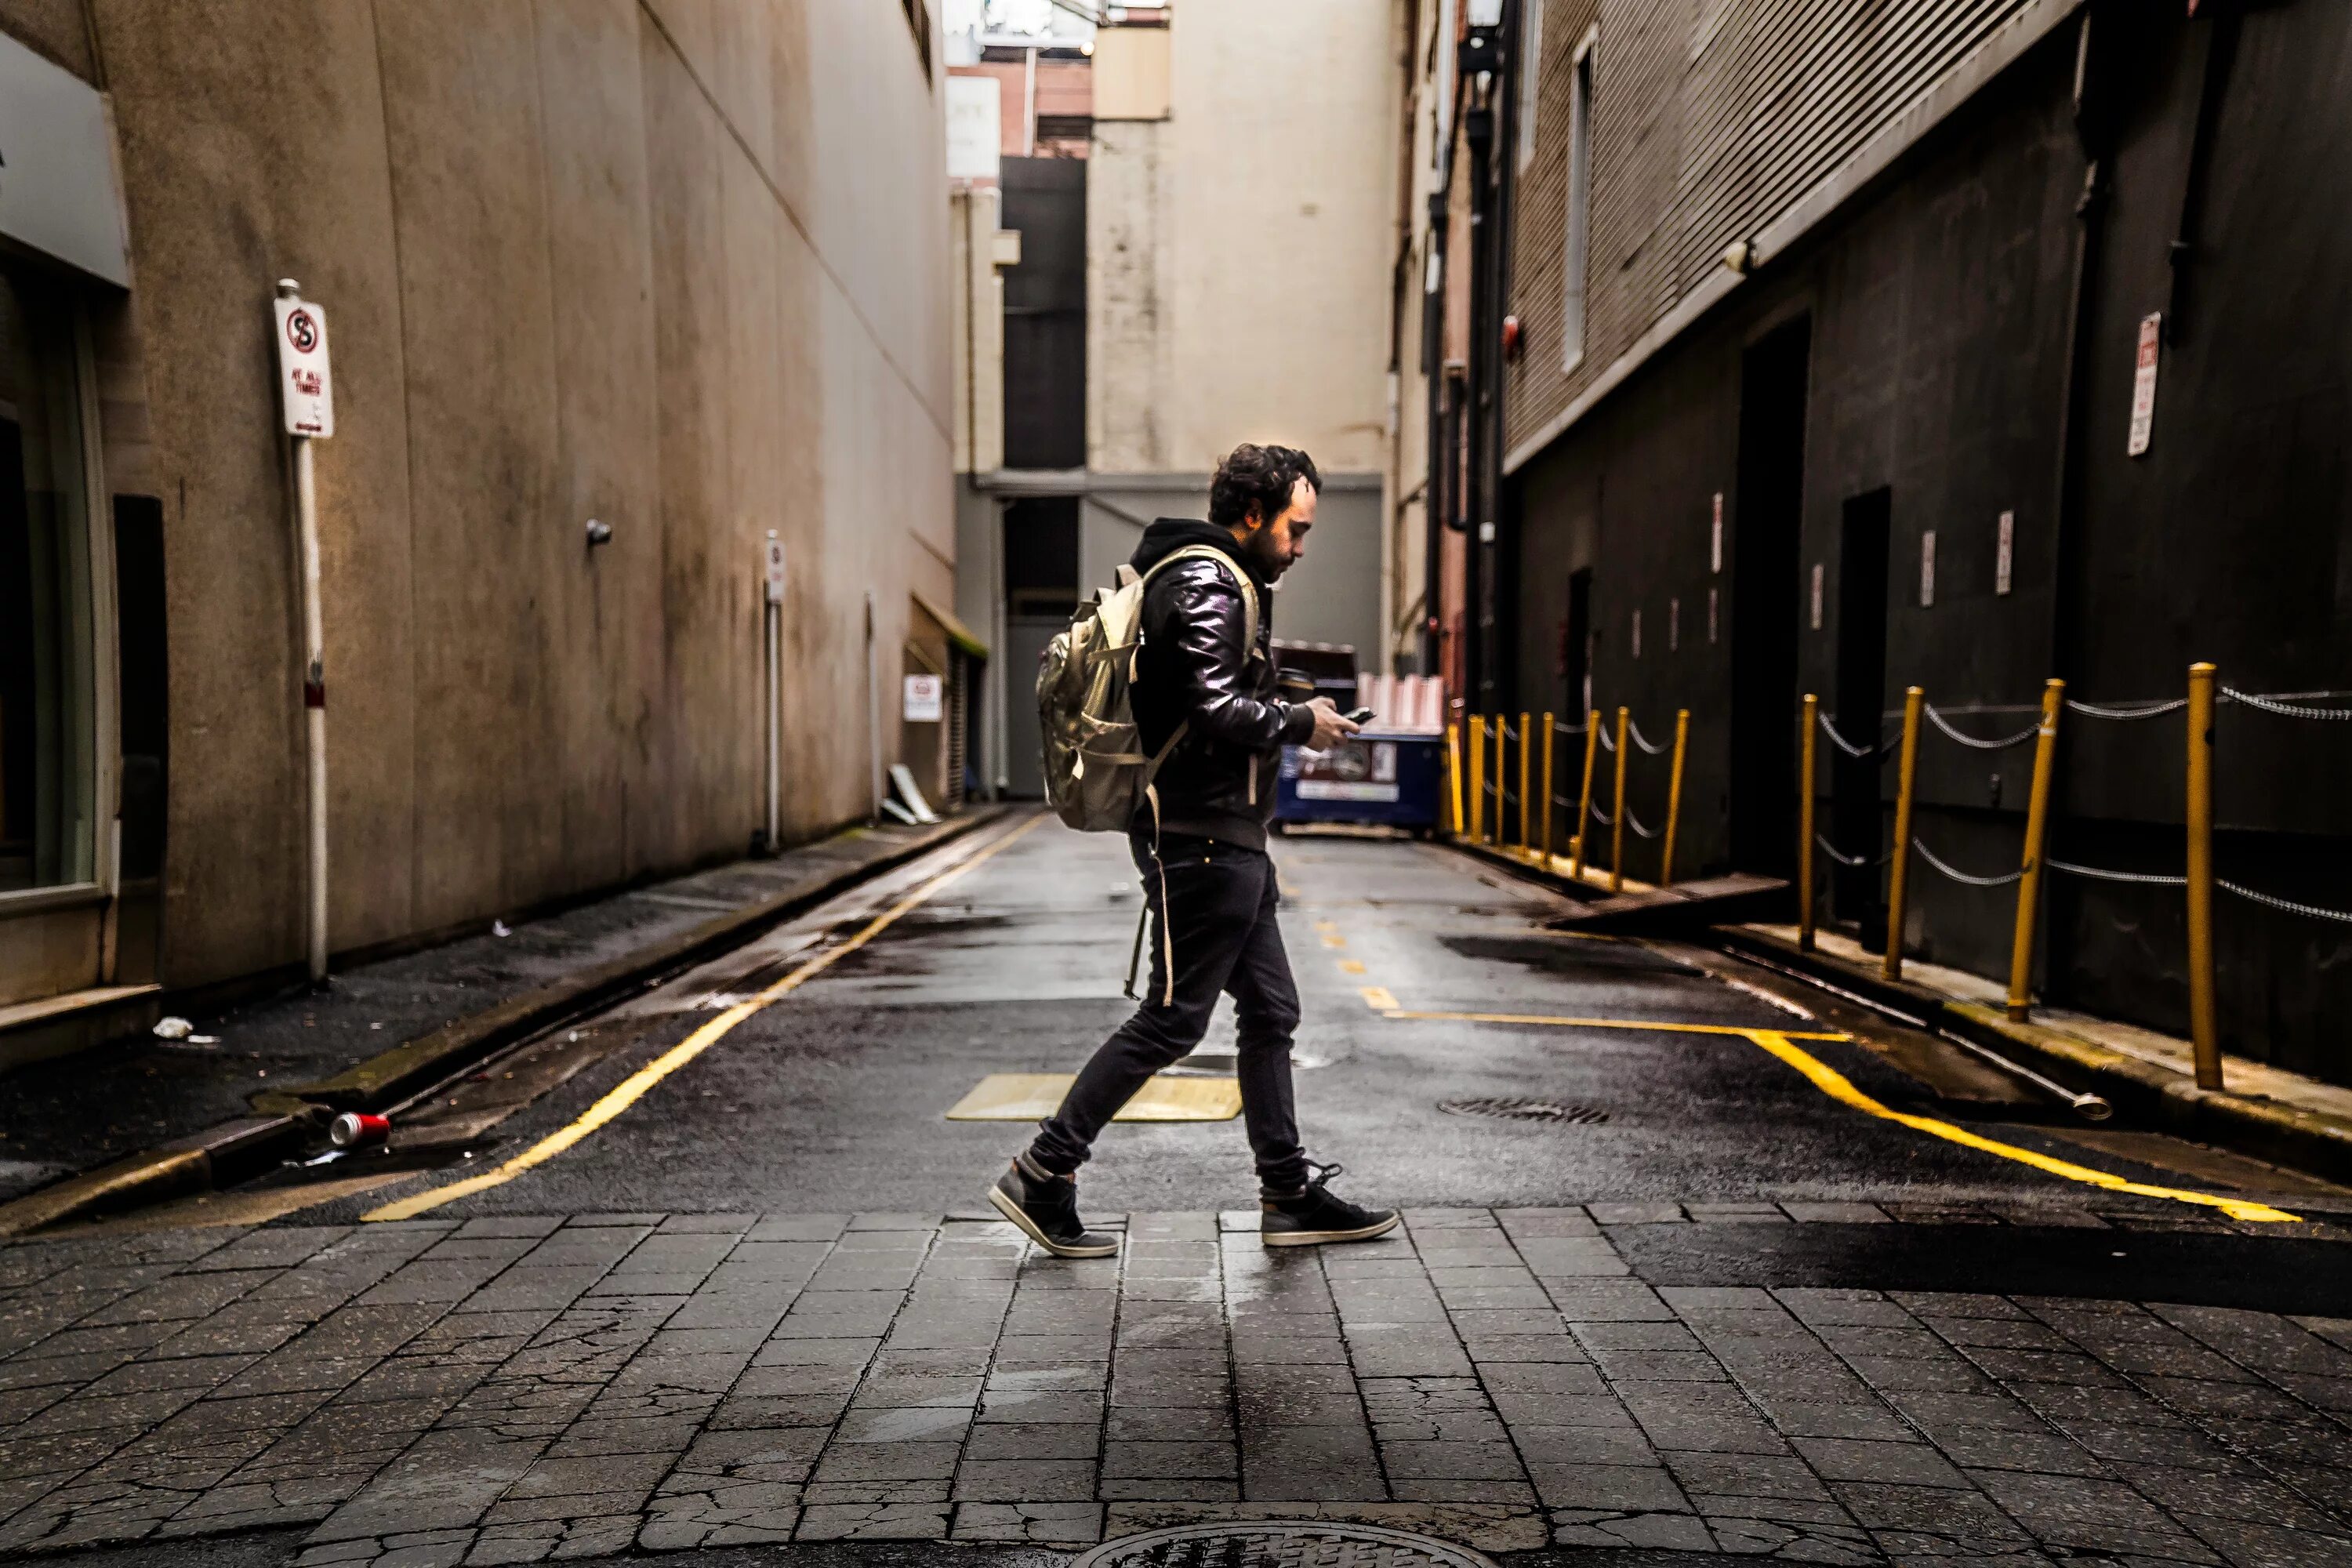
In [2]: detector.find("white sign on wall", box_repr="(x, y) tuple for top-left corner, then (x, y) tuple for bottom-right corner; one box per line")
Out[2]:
(2127, 312), (2161, 457)
(946, 74), (1002, 182)
(273, 296), (335, 437)
(1995, 510), (2014, 597)
(903, 673), (944, 723)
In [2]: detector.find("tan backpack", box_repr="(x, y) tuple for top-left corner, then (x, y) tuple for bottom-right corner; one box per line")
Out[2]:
(1035, 543), (1259, 1000)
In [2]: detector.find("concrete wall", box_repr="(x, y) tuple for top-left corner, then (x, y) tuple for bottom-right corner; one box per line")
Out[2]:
(5, 0), (952, 993)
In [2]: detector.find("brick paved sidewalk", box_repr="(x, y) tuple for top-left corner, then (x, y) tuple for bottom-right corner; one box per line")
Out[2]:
(2, 1207), (2350, 1566)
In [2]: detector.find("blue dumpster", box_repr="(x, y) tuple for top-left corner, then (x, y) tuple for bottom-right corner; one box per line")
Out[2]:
(1275, 731), (1446, 832)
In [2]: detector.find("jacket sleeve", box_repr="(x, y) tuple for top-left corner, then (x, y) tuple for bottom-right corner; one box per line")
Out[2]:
(1158, 568), (1318, 749)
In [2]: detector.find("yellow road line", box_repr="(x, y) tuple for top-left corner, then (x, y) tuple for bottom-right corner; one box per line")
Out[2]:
(1338, 959), (1367, 975)
(365, 815), (1045, 1223)
(1360, 986), (1400, 1011)
(1745, 1029), (2298, 1225)
(1383, 1009), (1850, 1043)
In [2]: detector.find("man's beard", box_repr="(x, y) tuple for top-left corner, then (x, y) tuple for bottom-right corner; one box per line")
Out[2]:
(1242, 528), (1290, 580)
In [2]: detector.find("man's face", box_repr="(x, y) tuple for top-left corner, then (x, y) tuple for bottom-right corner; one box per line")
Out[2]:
(1238, 477), (1317, 580)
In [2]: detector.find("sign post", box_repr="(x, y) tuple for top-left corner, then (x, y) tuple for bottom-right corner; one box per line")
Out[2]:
(274, 281), (334, 985)
(763, 533), (786, 852)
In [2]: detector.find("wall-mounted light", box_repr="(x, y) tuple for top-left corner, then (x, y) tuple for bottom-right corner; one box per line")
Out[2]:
(585, 518), (614, 547)
(1721, 239), (1755, 275)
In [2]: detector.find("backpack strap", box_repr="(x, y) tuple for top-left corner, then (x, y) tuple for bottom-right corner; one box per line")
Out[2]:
(1138, 545), (1261, 662)
(1123, 724), (1189, 1006)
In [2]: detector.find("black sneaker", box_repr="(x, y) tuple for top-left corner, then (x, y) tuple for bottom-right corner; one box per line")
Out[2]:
(1260, 1162), (1399, 1247)
(989, 1158), (1120, 1258)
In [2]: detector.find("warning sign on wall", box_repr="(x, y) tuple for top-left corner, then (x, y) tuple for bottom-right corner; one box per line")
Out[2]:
(903, 673), (944, 723)
(274, 296), (335, 437)
(2126, 312), (2160, 458)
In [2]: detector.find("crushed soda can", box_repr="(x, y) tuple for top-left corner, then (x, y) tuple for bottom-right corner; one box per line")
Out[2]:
(328, 1112), (391, 1149)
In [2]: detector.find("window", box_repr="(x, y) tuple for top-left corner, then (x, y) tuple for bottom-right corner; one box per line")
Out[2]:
(1561, 36), (1594, 372)
(0, 264), (98, 895)
(1515, 0), (1545, 171)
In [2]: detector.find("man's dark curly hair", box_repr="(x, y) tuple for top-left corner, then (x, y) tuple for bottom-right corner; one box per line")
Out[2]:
(1208, 443), (1322, 530)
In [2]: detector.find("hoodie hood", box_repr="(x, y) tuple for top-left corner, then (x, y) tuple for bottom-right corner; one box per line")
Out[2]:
(1129, 517), (1269, 586)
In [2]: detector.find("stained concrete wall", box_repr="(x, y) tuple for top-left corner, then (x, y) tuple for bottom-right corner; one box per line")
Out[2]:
(6, 0), (952, 993)
(1085, 2), (1399, 506)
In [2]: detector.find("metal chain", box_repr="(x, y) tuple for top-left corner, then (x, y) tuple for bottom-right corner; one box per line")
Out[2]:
(1817, 711), (1895, 760)
(1588, 802), (1614, 827)
(2217, 880), (2352, 925)
(1910, 837), (2026, 887)
(2221, 688), (2352, 721)
(1814, 834), (1889, 869)
(1626, 719), (1672, 756)
(1595, 728), (1616, 753)
(1923, 704), (2041, 751)
(1623, 806), (1662, 840)
(2047, 859), (2187, 887)
(2065, 697), (2187, 720)
(1554, 716), (1592, 735)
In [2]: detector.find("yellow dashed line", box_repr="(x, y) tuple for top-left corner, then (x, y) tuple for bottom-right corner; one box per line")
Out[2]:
(1383, 1009), (1849, 1042)
(1320, 934), (1347, 949)
(1338, 959), (1367, 975)
(1361, 986), (1399, 1011)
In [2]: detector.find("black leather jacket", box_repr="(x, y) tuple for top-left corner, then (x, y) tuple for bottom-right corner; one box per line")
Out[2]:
(1128, 520), (1317, 851)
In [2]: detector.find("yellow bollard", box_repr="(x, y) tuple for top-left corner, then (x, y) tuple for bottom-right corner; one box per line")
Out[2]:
(1518, 711), (1533, 852)
(2187, 662), (2220, 1089)
(1882, 687), (1924, 980)
(1610, 706), (1630, 895)
(2005, 680), (2064, 1021)
(1661, 709), (1690, 887)
(1468, 716), (1485, 843)
(1493, 717), (1507, 846)
(1446, 721), (1465, 836)
(1571, 709), (1599, 881)
(1798, 694), (1819, 953)
(1540, 713), (1557, 866)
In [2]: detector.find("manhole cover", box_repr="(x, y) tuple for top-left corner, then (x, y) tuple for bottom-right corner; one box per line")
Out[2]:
(1438, 1095), (1610, 1125)
(1072, 1523), (1497, 1567)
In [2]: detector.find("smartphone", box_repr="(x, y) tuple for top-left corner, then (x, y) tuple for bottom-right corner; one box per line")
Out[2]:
(1345, 706), (1376, 725)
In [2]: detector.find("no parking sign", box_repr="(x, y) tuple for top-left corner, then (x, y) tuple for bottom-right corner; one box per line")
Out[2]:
(274, 294), (335, 437)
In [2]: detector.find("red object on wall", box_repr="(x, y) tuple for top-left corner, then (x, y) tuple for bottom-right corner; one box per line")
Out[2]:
(1501, 314), (1523, 361)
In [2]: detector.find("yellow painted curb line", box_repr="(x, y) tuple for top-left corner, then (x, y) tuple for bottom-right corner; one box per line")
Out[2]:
(366, 815), (1045, 1222)
(1380, 1007), (2299, 1223)
(1744, 1029), (2298, 1224)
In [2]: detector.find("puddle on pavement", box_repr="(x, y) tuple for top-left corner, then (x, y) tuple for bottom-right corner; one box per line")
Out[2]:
(1438, 931), (1701, 976)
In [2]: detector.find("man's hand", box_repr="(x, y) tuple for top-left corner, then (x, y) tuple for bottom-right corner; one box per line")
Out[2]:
(1301, 696), (1361, 751)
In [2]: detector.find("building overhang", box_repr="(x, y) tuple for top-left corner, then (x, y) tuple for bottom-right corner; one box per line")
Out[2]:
(0, 33), (130, 287)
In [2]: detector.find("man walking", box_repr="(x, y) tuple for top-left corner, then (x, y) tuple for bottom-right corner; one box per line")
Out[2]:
(990, 444), (1399, 1258)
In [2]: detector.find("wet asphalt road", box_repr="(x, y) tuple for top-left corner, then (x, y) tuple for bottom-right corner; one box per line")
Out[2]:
(296, 812), (2343, 1242)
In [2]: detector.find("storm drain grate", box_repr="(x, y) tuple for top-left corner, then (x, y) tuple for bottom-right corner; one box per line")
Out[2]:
(1437, 1095), (1610, 1125)
(1071, 1523), (1497, 1567)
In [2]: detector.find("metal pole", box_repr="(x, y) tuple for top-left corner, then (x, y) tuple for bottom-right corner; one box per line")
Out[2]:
(1610, 706), (1629, 895)
(1446, 720), (1465, 835)
(2006, 679), (2064, 1020)
(1517, 710), (1532, 851)
(1491, 718), (1504, 846)
(295, 433), (328, 986)
(1798, 694), (1819, 953)
(1661, 709), (1690, 887)
(2186, 662), (2220, 1089)
(1882, 686), (1925, 980)
(1468, 716), (1485, 842)
(1571, 708), (1599, 880)
(764, 593), (781, 852)
(865, 590), (882, 822)
(1539, 712), (1556, 865)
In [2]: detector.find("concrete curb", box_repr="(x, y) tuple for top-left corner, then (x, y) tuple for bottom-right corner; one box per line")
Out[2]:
(0, 810), (1004, 1237)
(1714, 926), (2352, 1189)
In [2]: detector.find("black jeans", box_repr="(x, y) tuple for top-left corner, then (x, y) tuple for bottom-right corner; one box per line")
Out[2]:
(1027, 833), (1309, 1192)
